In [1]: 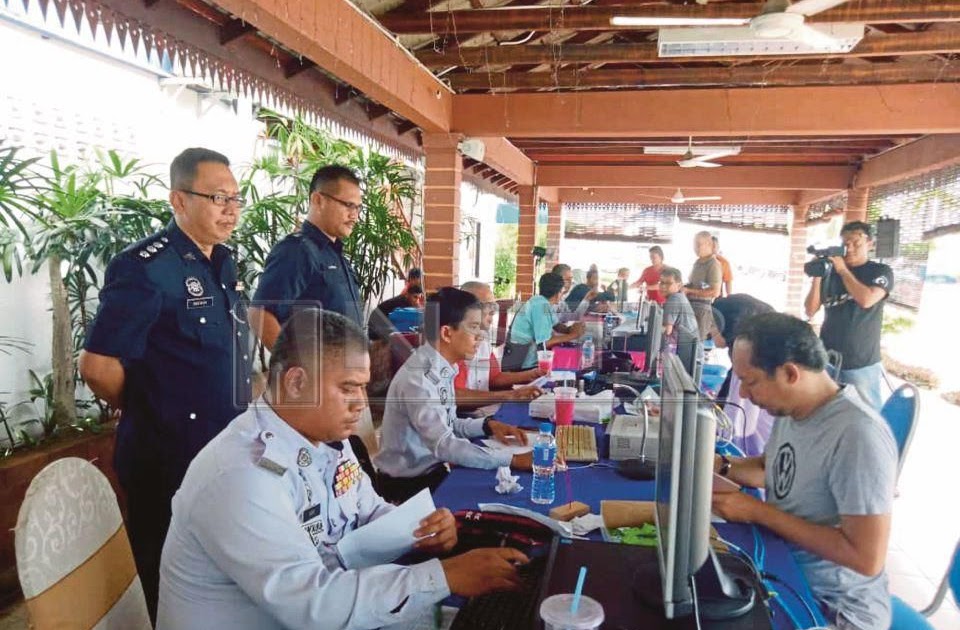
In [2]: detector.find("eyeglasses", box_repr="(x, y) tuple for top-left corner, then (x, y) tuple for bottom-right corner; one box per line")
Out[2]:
(180, 190), (246, 208)
(318, 191), (364, 215)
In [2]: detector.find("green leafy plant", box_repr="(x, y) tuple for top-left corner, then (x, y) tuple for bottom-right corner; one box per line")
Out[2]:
(494, 224), (517, 298)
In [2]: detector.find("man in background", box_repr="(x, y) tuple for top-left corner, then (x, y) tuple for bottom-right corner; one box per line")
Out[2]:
(250, 165), (365, 350)
(712, 235), (734, 297)
(684, 231), (722, 339)
(804, 221), (893, 410)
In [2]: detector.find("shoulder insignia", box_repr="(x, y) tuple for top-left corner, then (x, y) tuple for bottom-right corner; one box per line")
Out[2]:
(424, 365), (440, 385)
(256, 430), (288, 476)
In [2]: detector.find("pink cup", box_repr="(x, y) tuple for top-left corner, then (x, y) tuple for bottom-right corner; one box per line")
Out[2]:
(537, 350), (554, 374)
(554, 386), (577, 426)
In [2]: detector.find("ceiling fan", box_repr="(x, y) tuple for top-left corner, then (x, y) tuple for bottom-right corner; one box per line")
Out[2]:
(612, 0), (863, 55)
(637, 189), (723, 204)
(644, 138), (741, 168)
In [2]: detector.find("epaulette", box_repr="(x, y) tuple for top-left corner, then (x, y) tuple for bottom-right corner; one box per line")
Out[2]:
(256, 430), (287, 476)
(133, 234), (171, 262)
(423, 363), (440, 385)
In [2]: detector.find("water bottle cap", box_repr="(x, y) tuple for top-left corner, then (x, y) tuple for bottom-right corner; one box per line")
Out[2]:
(539, 422), (554, 435)
(584, 335), (592, 342)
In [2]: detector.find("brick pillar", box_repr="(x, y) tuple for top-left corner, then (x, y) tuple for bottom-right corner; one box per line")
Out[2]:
(545, 200), (562, 268)
(515, 185), (538, 300)
(421, 133), (462, 291)
(785, 204), (810, 317)
(844, 187), (870, 223)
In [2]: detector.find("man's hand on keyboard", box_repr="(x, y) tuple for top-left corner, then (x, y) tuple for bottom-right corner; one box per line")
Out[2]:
(413, 508), (458, 554)
(487, 420), (529, 445)
(508, 385), (543, 402)
(441, 548), (530, 596)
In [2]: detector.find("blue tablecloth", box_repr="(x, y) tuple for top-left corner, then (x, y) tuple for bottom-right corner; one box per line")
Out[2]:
(433, 402), (828, 629)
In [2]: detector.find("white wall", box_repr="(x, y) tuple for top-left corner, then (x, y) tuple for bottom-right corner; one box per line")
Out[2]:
(0, 9), (263, 426)
(458, 182), (501, 286)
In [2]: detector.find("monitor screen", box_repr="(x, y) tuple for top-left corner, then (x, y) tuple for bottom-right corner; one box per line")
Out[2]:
(675, 327), (703, 384)
(654, 352), (715, 619)
(644, 303), (662, 373)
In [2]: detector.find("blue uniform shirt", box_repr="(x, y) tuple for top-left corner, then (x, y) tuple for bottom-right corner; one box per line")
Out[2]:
(253, 219), (364, 330)
(84, 220), (252, 493)
(157, 400), (449, 630)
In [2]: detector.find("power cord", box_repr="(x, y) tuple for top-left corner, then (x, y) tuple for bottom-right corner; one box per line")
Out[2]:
(762, 571), (823, 627)
(689, 574), (703, 630)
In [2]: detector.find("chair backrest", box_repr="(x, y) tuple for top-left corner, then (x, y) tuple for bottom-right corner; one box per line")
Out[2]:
(951, 539), (960, 609)
(879, 382), (920, 477)
(15, 458), (151, 629)
(825, 349), (843, 382)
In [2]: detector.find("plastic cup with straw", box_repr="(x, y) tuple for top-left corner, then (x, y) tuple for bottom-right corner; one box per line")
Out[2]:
(539, 566), (605, 630)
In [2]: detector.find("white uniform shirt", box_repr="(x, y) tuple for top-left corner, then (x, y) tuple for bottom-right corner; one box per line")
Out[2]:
(157, 400), (449, 630)
(465, 337), (494, 391)
(375, 343), (513, 478)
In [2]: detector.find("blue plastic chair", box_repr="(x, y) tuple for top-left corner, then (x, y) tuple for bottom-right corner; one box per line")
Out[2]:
(890, 538), (960, 629)
(879, 382), (920, 479)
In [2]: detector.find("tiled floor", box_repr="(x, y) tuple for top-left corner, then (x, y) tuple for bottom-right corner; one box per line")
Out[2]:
(883, 387), (960, 630)
(0, 390), (957, 629)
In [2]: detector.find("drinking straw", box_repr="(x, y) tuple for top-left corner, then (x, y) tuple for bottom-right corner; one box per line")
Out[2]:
(571, 566), (588, 613)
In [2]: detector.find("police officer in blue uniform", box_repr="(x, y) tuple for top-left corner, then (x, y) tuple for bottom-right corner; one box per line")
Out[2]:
(79, 148), (252, 621)
(249, 165), (365, 351)
(158, 309), (527, 630)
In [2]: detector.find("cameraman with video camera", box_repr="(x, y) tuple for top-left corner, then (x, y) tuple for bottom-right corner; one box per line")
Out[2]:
(804, 221), (893, 411)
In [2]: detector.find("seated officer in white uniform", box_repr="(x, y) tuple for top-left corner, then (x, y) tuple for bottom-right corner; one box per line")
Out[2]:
(375, 287), (533, 503)
(158, 309), (528, 630)
(454, 281), (544, 410)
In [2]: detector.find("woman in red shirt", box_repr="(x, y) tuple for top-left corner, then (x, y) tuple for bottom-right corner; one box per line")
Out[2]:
(632, 245), (666, 305)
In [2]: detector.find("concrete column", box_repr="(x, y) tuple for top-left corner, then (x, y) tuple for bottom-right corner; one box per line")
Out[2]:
(545, 200), (562, 268)
(785, 204), (810, 317)
(515, 185), (539, 299)
(844, 187), (870, 223)
(421, 133), (463, 291)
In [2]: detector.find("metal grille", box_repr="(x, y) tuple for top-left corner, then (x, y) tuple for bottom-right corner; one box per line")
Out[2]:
(807, 192), (848, 224)
(563, 203), (789, 242)
(677, 205), (790, 234)
(868, 163), (960, 309)
(563, 204), (675, 242)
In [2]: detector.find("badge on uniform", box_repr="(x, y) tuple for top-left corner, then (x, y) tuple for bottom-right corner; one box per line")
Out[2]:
(186, 297), (213, 310)
(303, 520), (325, 547)
(333, 459), (362, 497)
(297, 448), (313, 468)
(440, 387), (449, 405)
(185, 277), (205, 297)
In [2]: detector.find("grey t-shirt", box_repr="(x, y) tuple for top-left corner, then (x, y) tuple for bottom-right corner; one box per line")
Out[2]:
(662, 292), (698, 336)
(764, 386), (897, 630)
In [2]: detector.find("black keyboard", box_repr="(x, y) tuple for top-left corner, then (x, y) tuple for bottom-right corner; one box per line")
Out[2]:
(450, 555), (547, 630)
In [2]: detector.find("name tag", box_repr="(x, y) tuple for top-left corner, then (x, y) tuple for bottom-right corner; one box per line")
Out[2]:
(186, 297), (214, 309)
(302, 504), (323, 522)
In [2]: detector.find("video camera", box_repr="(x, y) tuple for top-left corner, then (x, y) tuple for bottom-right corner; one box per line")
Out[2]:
(803, 244), (846, 278)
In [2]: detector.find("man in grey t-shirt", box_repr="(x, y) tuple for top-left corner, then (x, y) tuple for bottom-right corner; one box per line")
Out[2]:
(712, 313), (897, 630)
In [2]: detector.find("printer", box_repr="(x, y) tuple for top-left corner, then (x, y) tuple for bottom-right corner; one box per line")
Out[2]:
(606, 412), (659, 461)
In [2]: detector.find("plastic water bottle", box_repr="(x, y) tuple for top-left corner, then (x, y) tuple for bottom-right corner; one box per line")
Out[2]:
(581, 335), (595, 369)
(531, 422), (557, 505)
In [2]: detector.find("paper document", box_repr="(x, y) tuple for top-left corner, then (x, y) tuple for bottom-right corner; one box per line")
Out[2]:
(337, 489), (436, 570)
(480, 432), (538, 455)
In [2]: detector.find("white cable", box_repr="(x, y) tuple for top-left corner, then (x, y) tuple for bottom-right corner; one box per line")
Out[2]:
(690, 574), (703, 630)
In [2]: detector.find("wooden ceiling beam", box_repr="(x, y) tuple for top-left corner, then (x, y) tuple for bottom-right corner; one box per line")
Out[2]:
(418, 28), (960, 68)
(855, 134), (960, 188)
(219, 17), (256, 45)
(448, 60), (960, 90)
(381, 3), (960, 35)
(537, 165), (854, 189)
(209, 0), (452, 132)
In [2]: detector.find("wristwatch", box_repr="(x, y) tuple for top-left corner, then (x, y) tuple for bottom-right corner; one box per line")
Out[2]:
(718, 453), (732, 477)
(482, 417), (494, 436)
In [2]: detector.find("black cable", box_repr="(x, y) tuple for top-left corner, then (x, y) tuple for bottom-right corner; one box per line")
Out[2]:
(762, 571), (822, 627)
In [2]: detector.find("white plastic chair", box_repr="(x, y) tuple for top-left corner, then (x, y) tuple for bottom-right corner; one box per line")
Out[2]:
(15, 457), (151, 629)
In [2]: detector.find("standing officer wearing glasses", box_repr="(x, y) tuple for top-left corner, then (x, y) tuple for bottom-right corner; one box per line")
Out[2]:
(249, 166), (365, 351)
(79, 147), (253, 621)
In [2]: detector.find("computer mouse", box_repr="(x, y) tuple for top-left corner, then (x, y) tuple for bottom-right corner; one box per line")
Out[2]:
(615, 458), (656, 481)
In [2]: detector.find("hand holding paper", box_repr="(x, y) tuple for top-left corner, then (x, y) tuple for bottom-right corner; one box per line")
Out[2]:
(336, 489), (436, 570)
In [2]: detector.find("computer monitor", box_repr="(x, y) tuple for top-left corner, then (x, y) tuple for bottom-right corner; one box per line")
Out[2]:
(675, 327), (704, 386)
(643, 303), (662, 374)
(653, 352), (755, 620)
